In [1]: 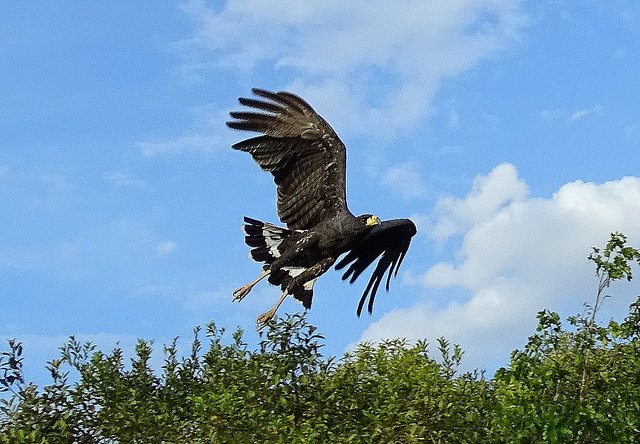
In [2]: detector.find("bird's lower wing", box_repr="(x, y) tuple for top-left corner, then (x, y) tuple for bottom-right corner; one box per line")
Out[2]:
(335, 218), (417, 316)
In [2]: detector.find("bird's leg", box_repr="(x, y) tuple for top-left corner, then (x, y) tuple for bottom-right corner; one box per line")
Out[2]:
(233, 269), (271, 302)
(255, 258), (336, 330)
(256, 289), (288, 331)
(287, 257), (336, 289)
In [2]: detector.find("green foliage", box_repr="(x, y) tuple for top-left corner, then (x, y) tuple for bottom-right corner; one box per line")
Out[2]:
(490, 232), (640, 443)
(1, 232), (639, 442)
(589, 232), (640, 283)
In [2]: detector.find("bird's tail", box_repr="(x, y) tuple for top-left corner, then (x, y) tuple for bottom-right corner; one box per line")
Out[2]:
(242, 216), (291, 266)
(242, 217), (314, 309)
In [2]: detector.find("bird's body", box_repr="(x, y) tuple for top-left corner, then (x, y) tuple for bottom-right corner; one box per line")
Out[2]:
(228, 89), (416, 329)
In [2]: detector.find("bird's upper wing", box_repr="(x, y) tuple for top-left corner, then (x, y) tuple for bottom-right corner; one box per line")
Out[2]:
(335, 219), (417, 316)
(227, 88), (349, 230)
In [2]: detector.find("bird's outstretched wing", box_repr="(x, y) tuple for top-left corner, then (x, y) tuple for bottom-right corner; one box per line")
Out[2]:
(227, 89), (349, 230)
(335, 219), (417, 316)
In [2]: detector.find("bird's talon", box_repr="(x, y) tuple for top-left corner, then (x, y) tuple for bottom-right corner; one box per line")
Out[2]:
(233, 285), (251, 301)
(256, 311), (275, 331)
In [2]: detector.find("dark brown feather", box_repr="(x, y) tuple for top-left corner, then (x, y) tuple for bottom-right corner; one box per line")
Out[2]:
(227, 89), (350, 230)
(238, 97), (282, 114)
(335, 219), (417, 316)
(251, 88), (306, 113)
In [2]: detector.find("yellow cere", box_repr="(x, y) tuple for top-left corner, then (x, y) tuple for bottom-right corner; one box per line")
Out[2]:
(366, 216), (381, 226)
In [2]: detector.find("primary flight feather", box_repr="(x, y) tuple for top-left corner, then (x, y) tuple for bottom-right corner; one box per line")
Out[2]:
(228, 88), (417, 329)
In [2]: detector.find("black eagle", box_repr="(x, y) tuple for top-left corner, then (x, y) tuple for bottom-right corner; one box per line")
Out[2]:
(228, 88), (417, 329)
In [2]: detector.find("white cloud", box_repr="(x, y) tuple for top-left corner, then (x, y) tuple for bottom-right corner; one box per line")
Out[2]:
(382, 162), (427, 198)
(427, 162), (528, 241)
(358, 163), (640, 371)
(179, 0), (527, 136)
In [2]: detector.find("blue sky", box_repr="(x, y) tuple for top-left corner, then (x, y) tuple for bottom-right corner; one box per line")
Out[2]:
(2, 1), (640, 385)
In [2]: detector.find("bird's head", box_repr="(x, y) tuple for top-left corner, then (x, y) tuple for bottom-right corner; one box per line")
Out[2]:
(359, 214), (381, 227)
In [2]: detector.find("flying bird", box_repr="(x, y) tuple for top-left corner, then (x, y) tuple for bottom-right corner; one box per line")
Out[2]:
(227, 88), (417, 329)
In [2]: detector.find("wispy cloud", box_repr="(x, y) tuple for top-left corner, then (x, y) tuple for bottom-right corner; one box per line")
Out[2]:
(184, 288), (228, 311)
(154, 240), (178, 257)
(183, 284), (276, 317)
(138, 105), (231, 157)
(442, 98), (462, 130)
(178, 0), (528, 137)
(539, 105), (604, 123)
(382, 162), (427, 198)
(569, 105), (603, 122)
(103, 171), (155, 192)
(131, 283), (173, 299)
(110, 220), (181, 261)
(437, 145), (465, 156)
(35, 172), (73, 192)
(0, 239), (85, 281)
(539, 107), (564, 121)
(138, 133), (222, 157)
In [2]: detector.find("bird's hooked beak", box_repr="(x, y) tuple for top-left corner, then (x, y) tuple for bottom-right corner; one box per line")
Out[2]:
(366, 215), (381, 227)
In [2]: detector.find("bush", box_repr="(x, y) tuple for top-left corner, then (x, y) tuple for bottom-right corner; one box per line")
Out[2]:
(1, 233), (639, 443)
